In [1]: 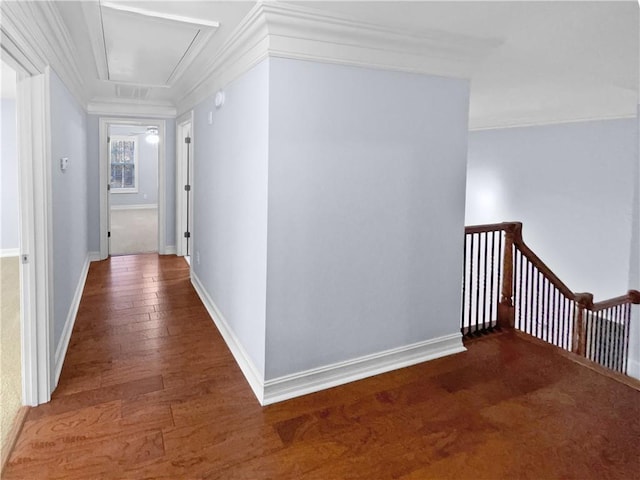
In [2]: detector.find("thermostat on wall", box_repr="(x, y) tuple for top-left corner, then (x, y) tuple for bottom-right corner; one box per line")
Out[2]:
(60, 157), (69, 172)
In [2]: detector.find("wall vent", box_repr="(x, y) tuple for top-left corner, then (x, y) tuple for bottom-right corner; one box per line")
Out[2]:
(115, 84), (151, 100)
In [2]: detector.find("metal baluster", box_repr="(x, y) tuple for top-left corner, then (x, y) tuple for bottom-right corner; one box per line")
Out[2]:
(551, 287), (557, 347)
(535, 270), (541, 339)
(475, 233), (481, 335)
(489, 232), (496, 330)
(544, 279), (550, 342)
(461, 234), (467, 334)
(605, 307), (613, 369)
(517, 250), (523, 330)
(613, 305), (621, 371)
(623, 303), (631, 374)
(527, 260), (533, 335)
(468, 234), (474, 337)
(482, 232), (489, 332)
(496, 232), (504, 325)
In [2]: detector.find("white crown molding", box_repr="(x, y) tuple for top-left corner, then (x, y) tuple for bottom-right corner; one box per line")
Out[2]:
(81, 1), (108, 81)
(87, 99), (177, 118)
(176, 2), (500, 115)
(1, 1), (87, 107)
(176, 3), (270, 115)
(0, 4), (46, 75)
(470, 112), (638, 132)
(263, 3), (500, 77)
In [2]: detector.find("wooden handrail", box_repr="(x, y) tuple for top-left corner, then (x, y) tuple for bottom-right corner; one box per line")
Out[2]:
(467, 221), (638, 312)
(463, 221), (638, 370)
(511, 229), (575, 300)
(465, 222), (514, 234)
(592, 290), (640, 311)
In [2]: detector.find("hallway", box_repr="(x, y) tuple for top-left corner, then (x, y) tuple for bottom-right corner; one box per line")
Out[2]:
(3, 254), (639, 479)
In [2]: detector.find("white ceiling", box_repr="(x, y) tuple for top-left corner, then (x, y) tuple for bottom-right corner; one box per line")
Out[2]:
(55, 1), (638, 128)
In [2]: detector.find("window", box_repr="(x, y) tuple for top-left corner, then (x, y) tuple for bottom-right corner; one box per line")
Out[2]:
(110, 135), (138, 193)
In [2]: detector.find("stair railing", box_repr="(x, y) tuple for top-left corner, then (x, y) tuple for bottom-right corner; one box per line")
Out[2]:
(462, 221), (640, 374)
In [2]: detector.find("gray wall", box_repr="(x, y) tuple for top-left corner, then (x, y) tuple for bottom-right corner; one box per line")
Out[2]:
(50, 69), (89, 348)
(265, 58), (470, 379)
(192, 59), (269, 376)
(109, 125), (158, 207)
(1, 99), (19, 251)
(466, 118), (637, 300)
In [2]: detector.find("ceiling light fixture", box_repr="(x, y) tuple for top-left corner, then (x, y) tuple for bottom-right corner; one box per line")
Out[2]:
(146, 126), (159, 144)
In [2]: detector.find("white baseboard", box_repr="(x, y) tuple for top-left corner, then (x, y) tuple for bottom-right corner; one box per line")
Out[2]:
(263, 333), (466, 405)
(0, 248), (20, 258)
(163, 245), (177, 255)
(54, 252), (93, 386)
(627, 358), (640, 380)
(190, 272), (265, 404)
(110, 204), (158, 211)
(190, 274), (466, 406)
(88, 251), (101, 262)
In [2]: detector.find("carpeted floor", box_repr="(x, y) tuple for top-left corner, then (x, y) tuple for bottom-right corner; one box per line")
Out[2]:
(0, 256), (22, 466)
(110, 207), (158, 256)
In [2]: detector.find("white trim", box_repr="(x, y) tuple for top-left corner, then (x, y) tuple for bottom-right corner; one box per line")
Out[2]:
(0, 1), (86, 108)
(190, 271), (265, 404)
(176, 112), (194, 258)
(157, 121), (167, 255)
(110, 203), (158, 211)
(470, 113), (638, 132)
(0, 248), (20, 258)
(101, 2), (220, 28)
(87, 100), (177, 118)
(16, 68), (53, 406)
(99, 117), (167, 259)
(176, 2), (498, 115)
(191, 269), (466, 406)
(628, 358), (640, 380)
(88, 251), (101, 262)
(263, 333), (466, 406)
(53, 253), (92, 386)
(163, 245), (177, 255)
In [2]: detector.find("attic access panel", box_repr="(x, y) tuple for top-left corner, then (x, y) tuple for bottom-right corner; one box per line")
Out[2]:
(100, 3), (218, 86)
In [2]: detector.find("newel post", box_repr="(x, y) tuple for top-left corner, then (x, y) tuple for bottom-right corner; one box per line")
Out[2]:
(497, 223), (520, 329)
(572, 293), (593, 357)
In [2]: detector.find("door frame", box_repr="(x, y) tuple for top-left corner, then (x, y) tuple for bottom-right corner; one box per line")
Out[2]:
(99, 117), (167, 259)
(175, 111), (194, 258)
(1, 46), (54, 405)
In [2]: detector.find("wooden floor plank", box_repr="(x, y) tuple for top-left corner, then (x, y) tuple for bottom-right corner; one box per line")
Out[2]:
(4, 253), (639, 479)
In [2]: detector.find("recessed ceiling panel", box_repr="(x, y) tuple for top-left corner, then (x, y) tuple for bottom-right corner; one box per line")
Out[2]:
(101, 6), (204, 86)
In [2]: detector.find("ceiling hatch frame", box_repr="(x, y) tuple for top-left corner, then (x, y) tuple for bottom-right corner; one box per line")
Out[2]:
(81, 1), (219, 90)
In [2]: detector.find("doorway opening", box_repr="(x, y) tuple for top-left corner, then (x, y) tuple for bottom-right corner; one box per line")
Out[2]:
(107, 124), (159, 256)
(98, 118), (167, 260)
(1, 58), (24, 455)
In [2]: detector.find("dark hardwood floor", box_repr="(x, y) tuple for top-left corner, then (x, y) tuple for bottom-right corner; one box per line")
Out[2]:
(4, 254), (639, 479)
